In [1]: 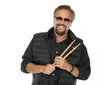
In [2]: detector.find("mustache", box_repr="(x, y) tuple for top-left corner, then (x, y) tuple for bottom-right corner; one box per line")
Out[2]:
(56, 24), (66, 28)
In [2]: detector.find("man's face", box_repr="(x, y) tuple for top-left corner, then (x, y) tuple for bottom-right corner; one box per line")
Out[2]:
(54, 9), (72, 36)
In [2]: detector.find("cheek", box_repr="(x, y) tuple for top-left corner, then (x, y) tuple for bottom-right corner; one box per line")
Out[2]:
(54, 21), (58, 28)
(54, 22), (56, 28)
(54, 19), (61, 25)
(65, 23), (71, 28)
(68, 23), (72, 28)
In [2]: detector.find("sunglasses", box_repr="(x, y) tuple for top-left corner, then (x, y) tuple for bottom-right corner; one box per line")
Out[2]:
(55, 16), (71, 22)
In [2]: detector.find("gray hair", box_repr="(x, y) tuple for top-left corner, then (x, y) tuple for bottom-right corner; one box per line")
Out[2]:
(54, 5), (75, 21)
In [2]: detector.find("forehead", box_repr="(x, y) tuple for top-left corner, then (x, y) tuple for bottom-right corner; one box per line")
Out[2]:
(54, 9), (72, 18)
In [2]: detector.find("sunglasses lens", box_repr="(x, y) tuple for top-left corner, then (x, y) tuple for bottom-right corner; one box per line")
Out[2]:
(56, 17), (62, 20)
(64, 19), (71, 22)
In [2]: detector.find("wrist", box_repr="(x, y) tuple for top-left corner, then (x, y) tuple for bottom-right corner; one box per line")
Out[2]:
(69, 65), (74, 73)
(39, 65), (45, 73)
(65, 63), (72, 72)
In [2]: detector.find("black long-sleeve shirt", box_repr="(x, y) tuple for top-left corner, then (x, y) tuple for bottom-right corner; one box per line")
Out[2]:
(21, 28), (91, 85)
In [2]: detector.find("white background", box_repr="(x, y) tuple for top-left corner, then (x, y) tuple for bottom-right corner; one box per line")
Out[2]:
(0, 0), (100, 85)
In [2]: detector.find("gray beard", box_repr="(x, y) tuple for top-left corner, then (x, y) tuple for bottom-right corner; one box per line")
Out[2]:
(56, 29), (66, 36)
(55, 24), (66, 36)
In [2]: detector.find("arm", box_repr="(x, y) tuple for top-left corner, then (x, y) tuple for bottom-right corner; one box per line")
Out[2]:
(21, 38), (34, 73)
(54, 43), (91, 79)
(25, 63), (43, 73)
(69, 43), (91, 79)
(26, 63), (55, 75)
(76, 43), (91, 80)
(54, 57), (79, 77)
(21, 36), (55, 74)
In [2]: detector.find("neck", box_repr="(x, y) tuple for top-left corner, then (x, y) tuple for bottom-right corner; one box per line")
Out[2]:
(55, 33), (67, 43)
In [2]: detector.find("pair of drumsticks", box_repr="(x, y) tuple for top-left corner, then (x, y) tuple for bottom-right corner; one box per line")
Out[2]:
(53, 40), (81, 65)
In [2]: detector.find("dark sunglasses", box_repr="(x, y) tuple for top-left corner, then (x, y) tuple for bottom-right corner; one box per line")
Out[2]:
(55, 16), (71, 22)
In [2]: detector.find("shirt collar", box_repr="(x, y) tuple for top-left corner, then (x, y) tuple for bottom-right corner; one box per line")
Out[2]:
(47, 27), (77, 42)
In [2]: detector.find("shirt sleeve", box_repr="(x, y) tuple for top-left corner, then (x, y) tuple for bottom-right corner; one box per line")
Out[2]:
(77, 43), (91, 80)
(21, 37), (34, 73)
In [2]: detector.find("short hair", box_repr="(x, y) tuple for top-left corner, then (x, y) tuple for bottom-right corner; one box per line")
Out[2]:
(54, 5), (75, 21)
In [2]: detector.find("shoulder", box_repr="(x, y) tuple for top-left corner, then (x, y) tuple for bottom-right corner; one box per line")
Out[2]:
(75, 37), (88, 50)
(76, 37), (83, 44)
(33, 32), (47, 38)
(31, 32), (48, 42)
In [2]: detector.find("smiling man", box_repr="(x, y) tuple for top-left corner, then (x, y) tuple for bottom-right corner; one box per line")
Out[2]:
(21, 5), (91, 85)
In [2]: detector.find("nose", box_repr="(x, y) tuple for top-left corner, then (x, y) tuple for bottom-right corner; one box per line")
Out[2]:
(61, 19), (64, 24)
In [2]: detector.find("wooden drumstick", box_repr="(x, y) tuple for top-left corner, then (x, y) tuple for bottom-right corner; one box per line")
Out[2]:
(64, 43), (81, 59)
(52, 40), (76, 66)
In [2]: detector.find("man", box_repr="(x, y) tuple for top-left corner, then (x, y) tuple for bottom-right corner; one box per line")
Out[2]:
(21, 5), (91, 85)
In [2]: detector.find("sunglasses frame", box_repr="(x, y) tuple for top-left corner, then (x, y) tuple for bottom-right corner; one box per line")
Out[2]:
(55, 16), (71, 22)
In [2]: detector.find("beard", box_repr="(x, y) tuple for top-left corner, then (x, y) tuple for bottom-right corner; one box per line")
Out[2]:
(55, 24), (66, 36)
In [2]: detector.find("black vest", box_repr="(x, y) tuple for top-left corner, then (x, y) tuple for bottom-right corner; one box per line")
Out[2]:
(31, 28), (83, 85)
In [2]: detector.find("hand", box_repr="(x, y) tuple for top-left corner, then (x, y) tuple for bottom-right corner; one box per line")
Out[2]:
(54, 56), (72, 72)
(41, 64), (55, 75)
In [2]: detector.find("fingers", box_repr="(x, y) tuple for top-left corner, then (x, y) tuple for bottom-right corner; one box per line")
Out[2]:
(54, 56), (64, 64)
(46, 65), (55, 72)
(54, 57), (63, 63)
(54, 56), (67, 69)
(42, 56), (70, 75)
(43, 64), (55, 75)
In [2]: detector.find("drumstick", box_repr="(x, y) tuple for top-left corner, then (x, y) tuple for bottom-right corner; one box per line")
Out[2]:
(52, 40), (76, 66)
(60, 40), (75, 57)
(64, 43), (81, 59)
